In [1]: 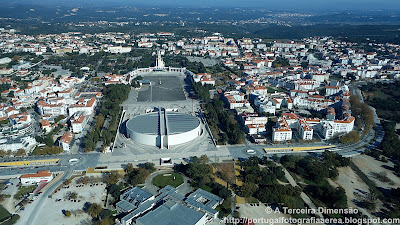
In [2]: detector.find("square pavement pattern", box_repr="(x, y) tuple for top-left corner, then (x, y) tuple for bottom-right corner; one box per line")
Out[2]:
(137, 76), (186, 102)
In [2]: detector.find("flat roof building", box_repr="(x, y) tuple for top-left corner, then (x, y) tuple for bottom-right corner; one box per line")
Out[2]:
(125, 109), (201, 149)
(118, 185), (223, 225)
(20, 170), (53, 185)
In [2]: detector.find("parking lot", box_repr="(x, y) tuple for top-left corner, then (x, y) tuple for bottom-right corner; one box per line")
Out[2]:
(1, 178), (20, 213)
(16, 176), (107, 225)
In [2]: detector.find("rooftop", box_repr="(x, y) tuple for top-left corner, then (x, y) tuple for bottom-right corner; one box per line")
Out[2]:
(126, 112), (200, 135)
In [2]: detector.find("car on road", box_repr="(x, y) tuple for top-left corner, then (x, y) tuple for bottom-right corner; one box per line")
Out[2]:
(246, 149), (256, 154)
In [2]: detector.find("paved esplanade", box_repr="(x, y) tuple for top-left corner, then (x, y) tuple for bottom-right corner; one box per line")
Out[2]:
(98, 71), (230, 168)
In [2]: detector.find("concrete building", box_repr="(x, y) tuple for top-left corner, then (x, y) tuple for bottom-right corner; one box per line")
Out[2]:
(0, 136), (37, 153)
(70, 113), (88, 133)
(193, 73), (215, 86)
(119, 185), (223, 225)
(116, 187), (154, 213)
(68, 97), (97, 116)
(59, 132), (73, 152)
(272, 118), (293, 142)
(125, 110), (201, 149)
(20, 170), (53, 185)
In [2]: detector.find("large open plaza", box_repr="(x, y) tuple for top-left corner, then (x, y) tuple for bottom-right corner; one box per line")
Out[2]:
(97, 71), (231, 168)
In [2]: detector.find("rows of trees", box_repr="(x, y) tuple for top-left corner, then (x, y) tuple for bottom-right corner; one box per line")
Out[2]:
(203, 97), (245, 144)
(31, 146), (63, 155)
(362, 81), (400, 171)
(191, 80), (245, 145)
(380, 121), (400, 172)
(339, 130), (360, 144)
(281, 151), (350, 183)
(83, 84), (130, 152)
(349, 94), (375, 135)
(192, 82), (213, 101)
(238, 157), (305, 211)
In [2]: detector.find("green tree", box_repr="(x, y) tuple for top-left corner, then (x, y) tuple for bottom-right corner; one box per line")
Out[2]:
(15, 149), (26, 156)
(87, 203), (102, 219)
(137, 162), (156, 173)
(103, 171), (122, 186)
(339, 131), (360, 144)
(95, 114), (105, 130)
(198, 155), (209, 164)
(64, 210), (72, 217)
(126, 168), (150, 185)
(241, 182), (257, 197)
(125, 163), (134, 174)
(108, 183), (122, 199)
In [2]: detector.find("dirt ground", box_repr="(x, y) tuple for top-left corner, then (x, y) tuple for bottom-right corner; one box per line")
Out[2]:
(332, 167), (370, 202)
(16, 175), (107, 225)
(237, 203), (291, 225)
(352, 154), (400, 189)
(329, 166), (377, 219)
(215, 163), (235, 184)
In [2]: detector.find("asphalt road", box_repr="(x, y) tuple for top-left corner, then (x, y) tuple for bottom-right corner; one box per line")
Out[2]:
(0, 153), (100, 177)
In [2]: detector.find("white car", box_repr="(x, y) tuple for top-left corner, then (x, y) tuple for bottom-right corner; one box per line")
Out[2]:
(246, 149), (256, 154)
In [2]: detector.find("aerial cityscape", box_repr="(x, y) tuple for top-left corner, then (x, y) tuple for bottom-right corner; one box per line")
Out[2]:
(0, 0), (399, 225)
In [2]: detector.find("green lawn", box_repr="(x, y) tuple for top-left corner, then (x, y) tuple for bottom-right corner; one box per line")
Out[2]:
(152, 173), (184, 188)
(0, 205), (11, 221)
(372, 90), (388, 99)
(245, 197), (259, 203)
(2, 214), (19, 225)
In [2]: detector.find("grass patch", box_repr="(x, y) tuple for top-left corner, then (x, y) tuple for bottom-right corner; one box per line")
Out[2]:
(245, 197), (259, 203)
(14, 185), (35, 200)
(0, 205), (11, 221)
(370, 90), (388, 99)
(201, 185), (213, 192)
(1, 214), (19, 225)
(152, 173), (183, 188)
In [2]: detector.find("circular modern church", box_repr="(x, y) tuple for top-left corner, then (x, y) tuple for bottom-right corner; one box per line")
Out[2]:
(125, 110), (201, 148)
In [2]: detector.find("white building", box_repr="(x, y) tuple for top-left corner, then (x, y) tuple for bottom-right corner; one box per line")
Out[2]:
(272, 118), (293, 142)
(59, 132), (73, 152)
(155, 51), (165, 69)
(319, 116), (355, 139)
(68, 98), (97, 116)
(0, 136), (37, 153)
(107, 46), (131, 54)
(297, 119), (313, 140)
(193, 73), (215, 86)
(37, 100), (67, 116)
(70, 113), (88, 133)
(20, 170), (53, 185)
